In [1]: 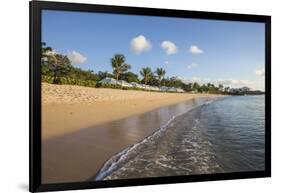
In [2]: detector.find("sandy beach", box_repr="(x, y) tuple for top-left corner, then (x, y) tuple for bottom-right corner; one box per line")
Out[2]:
(42, 83), (218, 140)
(42, 83), (219, 183)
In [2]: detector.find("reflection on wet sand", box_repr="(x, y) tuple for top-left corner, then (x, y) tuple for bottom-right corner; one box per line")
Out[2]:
(42, 97), (213, 183)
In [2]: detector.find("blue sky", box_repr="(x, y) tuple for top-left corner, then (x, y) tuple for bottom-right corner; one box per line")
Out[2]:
(42, 10), (265, 90)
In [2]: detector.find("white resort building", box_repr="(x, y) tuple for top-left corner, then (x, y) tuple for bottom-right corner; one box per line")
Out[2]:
(98, 78), (185, 93)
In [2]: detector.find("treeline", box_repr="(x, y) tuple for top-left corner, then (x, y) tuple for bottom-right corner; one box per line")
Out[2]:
(41, 42), (226, 94)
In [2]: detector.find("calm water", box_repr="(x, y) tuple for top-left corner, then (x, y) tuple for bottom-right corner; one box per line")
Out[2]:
(95, 95), (265, 180)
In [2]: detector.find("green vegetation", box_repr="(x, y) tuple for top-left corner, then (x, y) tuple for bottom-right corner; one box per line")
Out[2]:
(41, 43), (72, 84)
(111, 54), (131, 80)
(41, 42), (250, 95)
(140, 67), (153, 85)
(155, 68), (166, 87)
(95, 83), (122, 89)
(42, 76), (96, 87)
(119, 72), (140, 83)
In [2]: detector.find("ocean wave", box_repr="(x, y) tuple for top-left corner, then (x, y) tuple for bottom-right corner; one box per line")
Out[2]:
(95, 115), (176, 180)
(95, 98), (218, 180)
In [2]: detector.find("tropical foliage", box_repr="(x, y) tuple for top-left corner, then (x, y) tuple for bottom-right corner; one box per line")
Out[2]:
(41, 42), (239, 94)
(111, 54), (131, 80)
(155, 68), (166, 87)
(119, 72), (140, 83)
(140, 67), (153, 85)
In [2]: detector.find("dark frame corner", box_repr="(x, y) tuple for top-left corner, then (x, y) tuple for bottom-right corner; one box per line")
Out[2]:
(29, 1), (271, 192)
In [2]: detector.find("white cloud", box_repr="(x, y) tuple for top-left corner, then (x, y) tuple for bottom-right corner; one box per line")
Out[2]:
(179, 77), (202, 84)
(164, 61), (169, 64)
(131, 35), (152, 54)
(42, 50), (57, 62)
(189, 45), (204, 54)
(255, 68), (265, 76)
(190, 77), (202, 83)
(67, 51), (87, 64)
(187, 63), (198, 69)
(161, 40), (178, 55)
(214, 79), (251, 88)
(179, 77), (251, 87)
(44, 50), (57, 56)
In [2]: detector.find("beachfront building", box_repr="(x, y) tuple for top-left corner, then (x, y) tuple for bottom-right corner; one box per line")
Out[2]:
(99, 77), (119, 85)
(154, 86), (161, 91)
(117, 80), (133, 87)
(167, 87), (177, 92)
(99, 78), (185, 93)
(141, 84), (149, 90)
(149, 86), (160, 91)
(160, 86), (169, 92)
(131, 84), (161, 91)
(146, 85), (152, 90)
(131, 82), (144, 89)
(176, 88), (185, 93)
(99, 78), (134, 88)
(191, 90), (198, 93)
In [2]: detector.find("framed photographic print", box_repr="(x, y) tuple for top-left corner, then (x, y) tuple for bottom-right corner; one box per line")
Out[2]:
(30, 1), (271, 192)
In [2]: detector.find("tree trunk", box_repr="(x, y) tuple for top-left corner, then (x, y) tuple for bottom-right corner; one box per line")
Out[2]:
(53, 69), (58, 84)
(53, 67), (60, 84)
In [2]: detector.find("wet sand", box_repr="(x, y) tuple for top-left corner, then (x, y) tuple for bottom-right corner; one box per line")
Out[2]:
(42, 97), (216, 184)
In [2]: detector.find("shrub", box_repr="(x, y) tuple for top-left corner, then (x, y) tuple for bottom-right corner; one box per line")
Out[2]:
(42, 76), (178, 93)
(42, 75), (54, 83)
(41, 76), (96, 87)
(95, 83), (122, 89)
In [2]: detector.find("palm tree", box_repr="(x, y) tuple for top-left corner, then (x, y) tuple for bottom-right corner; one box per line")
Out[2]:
(111, 54), (131, 80)
(155, 68), (166, 87)
(192, 82), (200, 91)
(140, 67), (153, 85)
(218, 84), (224, 91)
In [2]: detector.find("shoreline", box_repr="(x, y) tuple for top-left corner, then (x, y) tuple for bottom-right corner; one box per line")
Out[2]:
(42, 83), (221, 183)
(93, 113), (179, 181)
(42, 83), (220, 140)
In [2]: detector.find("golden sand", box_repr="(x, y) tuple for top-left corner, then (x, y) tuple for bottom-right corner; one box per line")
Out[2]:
(42, 83), (217, 140)
(41, 83), (220, 183)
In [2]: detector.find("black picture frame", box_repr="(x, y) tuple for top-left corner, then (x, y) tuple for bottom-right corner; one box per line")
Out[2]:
(30, 1), (271, 192)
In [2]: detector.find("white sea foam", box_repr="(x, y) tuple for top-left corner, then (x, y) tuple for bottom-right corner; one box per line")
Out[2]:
(95, 115), (177, 180)
(95, 98), (218, 180)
